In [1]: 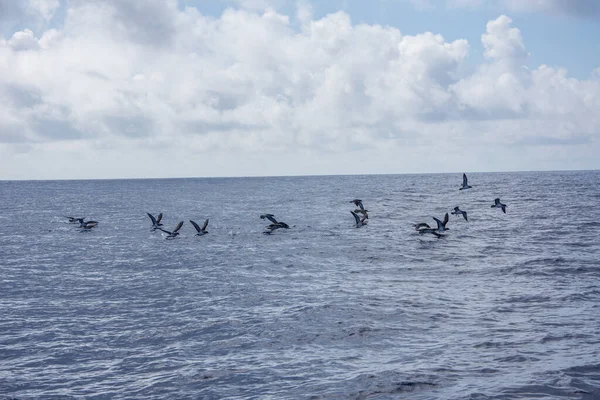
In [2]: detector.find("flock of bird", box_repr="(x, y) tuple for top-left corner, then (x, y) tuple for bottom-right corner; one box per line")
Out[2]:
(146, 213), (210, 239)
(413, 173), (508, 238)
(65, 173), (508, 240)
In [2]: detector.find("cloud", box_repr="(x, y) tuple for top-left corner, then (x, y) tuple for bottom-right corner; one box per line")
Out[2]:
(0, 4), (598, 178)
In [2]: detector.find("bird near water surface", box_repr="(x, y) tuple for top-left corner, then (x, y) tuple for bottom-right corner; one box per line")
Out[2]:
(190, 219), (209, 236)
(159, 221), (184, 239)
(460, 173), (472, 190)
(491, 198), (507, 213)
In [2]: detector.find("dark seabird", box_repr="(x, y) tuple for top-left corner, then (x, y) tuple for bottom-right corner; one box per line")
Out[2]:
(418, 213), (449, 237)
(190, 219), (209, 236)
(260, 214), (279, 224)
(414, 222), (431, 231)
(159, 221), (184, 239)
(77, 219), (98, 230)
(433, 213), (450, 232)
(491, 198), (507, 214)
(451, 206), (468, 221)
(147, 212), (164, 230)
(263, 222), (290, 235)
(65, 216), (83, 223)
(350, 199), (365, 210)
(351, 210), (367, 228)
(353, 209), (369, 218)
(261, 214), (290, 234)
(459, 173), (472, 190)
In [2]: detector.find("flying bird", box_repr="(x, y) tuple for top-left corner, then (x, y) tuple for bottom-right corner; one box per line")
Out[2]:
(65, 216), (83, 223)
(351, 210), (368, 228)
(147, 212), (164, 230)
(414, 222), (431, 231)
(353, 209), (369, 218)
(190, 219), (209, 236)
(261, 214), (290, 234)
(459, 173), (472, 190)
(491, 198), (507, 214)
(159, 221), (184, 239)
(433, 213), (449, 232)
(260, 214), (279, 224)
(75, 218), (98, 230)
(451, 206), (468, 221)
(418, 213), (449, 237)
(350, 199), (365, 210)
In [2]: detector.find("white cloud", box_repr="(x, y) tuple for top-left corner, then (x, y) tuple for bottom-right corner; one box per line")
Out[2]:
(0, 4), (598, 179)
(6, 29), (40, 51)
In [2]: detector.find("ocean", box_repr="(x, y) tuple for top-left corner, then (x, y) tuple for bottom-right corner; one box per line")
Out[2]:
(1, 171), (599, 399)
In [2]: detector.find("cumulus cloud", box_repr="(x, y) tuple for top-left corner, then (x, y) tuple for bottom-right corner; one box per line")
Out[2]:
(0, 3), (598, 179)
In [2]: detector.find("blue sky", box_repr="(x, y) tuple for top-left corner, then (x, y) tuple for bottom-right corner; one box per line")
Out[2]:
(0, 0), (599, 179)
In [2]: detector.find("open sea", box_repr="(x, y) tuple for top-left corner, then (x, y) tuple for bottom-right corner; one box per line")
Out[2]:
(1, 171), (599, 399)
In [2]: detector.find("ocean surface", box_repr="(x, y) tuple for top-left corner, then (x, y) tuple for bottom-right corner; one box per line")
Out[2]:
(1, 171), (599, 399)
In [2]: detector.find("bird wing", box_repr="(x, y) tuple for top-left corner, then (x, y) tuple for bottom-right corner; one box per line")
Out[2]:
(156, 213), (163, 224)
(494, 198), (500, 205)
(158, 228), (172, 235)
(173, 221), (184, 233)
(453, 206), (459, 212)
(189, 220), (201, 233)
(147, 213), (157, 225)
(463, 211), (468, 221)
(501, 205), (506, 214)
(443, 213), (449, 226)
(433, 217), (443, 230)
(351, 211), (360, 224)
(201, 219), (209, 231)
(357, 201), (364, 210)
(266, 215), (278, 224)
(463, 173), (468, 186)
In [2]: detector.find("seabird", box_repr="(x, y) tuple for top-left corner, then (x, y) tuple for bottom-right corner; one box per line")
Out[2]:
(451, 206), (468, 221)
(414, 222), (431, 231)
(147, 212), (164, 230)
(354, 209), (369, 218)
(491, 198), (507, 214)
(260, 214), (279, 224)
(263, 222), (290, 235)
(263, 223), (284, 234)
(76, 219), (98, 230)
(459, 173), (472, 190)
(351, 210), (367, 228)
(418, 213), (449, 237)
(190, 219), (209, 236)
(350, 199), (365, 210)
(261, 214), (290, 234)
(433, 213), (450, 232)
(65, 216), (83, 223)
(159, 221), (184, 239)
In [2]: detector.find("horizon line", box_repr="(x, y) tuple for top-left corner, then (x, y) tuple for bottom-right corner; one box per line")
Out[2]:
(1, 168), (597, 183)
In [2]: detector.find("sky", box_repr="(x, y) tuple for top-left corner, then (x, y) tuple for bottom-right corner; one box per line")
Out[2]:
(1, 0), (599, 180)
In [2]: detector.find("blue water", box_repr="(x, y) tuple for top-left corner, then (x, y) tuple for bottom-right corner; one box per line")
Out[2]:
(1, 171), (599, 399)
